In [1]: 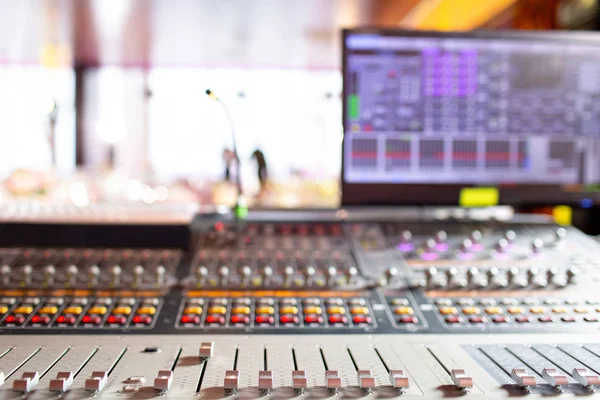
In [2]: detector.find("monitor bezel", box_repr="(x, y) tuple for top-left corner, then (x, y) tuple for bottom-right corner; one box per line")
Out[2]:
(341, 28), (600, 207)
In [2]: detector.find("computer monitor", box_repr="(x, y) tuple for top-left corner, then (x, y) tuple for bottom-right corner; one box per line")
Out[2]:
(341, 29), (600, 207)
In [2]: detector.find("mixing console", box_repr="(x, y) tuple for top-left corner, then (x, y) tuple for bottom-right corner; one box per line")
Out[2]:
(1, 213), (600, 398)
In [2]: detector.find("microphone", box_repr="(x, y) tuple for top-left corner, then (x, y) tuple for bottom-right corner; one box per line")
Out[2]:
(205, 89), (246, 216)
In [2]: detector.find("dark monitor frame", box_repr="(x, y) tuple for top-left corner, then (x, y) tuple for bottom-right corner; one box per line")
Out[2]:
(341, 28), (600, 207)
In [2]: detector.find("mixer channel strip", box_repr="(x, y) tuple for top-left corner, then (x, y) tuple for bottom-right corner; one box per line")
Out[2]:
(177, 296), (379, 329)
(0, 296), (161, 329)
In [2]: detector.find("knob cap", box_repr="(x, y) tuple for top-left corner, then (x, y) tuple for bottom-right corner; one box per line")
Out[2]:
(283, 266), (294, 286)
(495, 239), (509, 254)
(460, 239), (473, 253)
(424, 239), (437, 252)
(555, 227), (567, 242)
(504, 230), (516, 243)
(133, 265), (144, 287)
(88, 265), (100, 286)
(155, 265), (166, 286)
(305, 266), (316, 286)
(1, 264), (11, 285)
(425, 267), (438, 287)
(531, 239), (544, 254)
(566, 267), (578, 284)
(435, 231), (447, 244)
(347, 266), (358, 285)
(111, 265), (122, 286)
(218, 266), (230, 285)
(385, 267), (398, 285)
(262, 266), (273, 285)
(469, 230), (482, 243)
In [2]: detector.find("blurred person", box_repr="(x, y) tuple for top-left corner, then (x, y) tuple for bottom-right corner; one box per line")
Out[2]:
(222, 148), (238, 182)
(251, 148), (268, 193)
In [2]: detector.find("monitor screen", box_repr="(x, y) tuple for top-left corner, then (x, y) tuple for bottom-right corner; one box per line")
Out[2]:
(342, 29), (600, 207)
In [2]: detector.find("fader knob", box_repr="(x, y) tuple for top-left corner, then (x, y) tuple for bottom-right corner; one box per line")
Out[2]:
(88, 265), (100, 286)
(504, 230), (516, 243)
(327, 266), (337, 286)
(305, 266), (316, 287)
(44, 265), (56, 285)
(283, 266), (294, 287)
(111, 265), (122, 286)
(1, 265), (10, 285)
(133, 265), (144, 287)
(262, 266), (273, 286)
(218, 266), (230, 285)
(22, 265), (33, 285)
(66, 265), (78, 286)
(240, 266), (252, 286)
(531, 239), (544, 254)
(155, 265), (166, 286)
(555, 227), (567, 242)
(196, 266), (208, 286)
(347, 266), (358, 285)
(495, 239), (509, 254)
(566, 267), (578, 285)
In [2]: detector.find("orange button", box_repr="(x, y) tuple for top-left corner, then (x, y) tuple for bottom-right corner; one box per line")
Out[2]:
(462, 307), (480, 315)
(438, 307), (457, 315)
(485, 307), (503, 315)
(507, 307), (524, 314)
(530, 307), (546, 314)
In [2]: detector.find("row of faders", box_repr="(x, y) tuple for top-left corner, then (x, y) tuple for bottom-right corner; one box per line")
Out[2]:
(0, 296), (161, 328)
(177, 297), (377, 328)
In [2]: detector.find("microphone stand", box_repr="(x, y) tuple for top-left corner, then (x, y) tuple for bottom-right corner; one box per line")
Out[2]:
(206, 90), (247, 218)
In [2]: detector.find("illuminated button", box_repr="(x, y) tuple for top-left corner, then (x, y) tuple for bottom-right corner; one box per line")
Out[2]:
(183, 306), (202, 315)
(394, 306), (414, 315)
(391, 298), (410, 306)
(552, 307), (568, 314)
(353, 315), (372, 325)
(462, 307), (480, 315)
(584, 316), (598, 322)
(492, 316), (509, 323)
(529, 306), (546, 314)
(38, 306), (58, 315)
(280, 315), (299, 324)
(230, 315), (249, 324)
(515, 316), (532, 323)
(30, 315), (50, 324)
(209, 298), (227, 306)
(55, 315), (76, 325)
(445, 316), (462, 324)
(186, 298), (204, 305)
(574, 307), (588, 314)
(180, 315), (200, 325)
(468, 316), (485, 324)
(233, 298), (251, 306)
(398, 316), (417, 324)
(507, 307), (524, 314)
(434, 298), (452, 306)
(280, 306), (298, 315)
(538, 316), (554, 323)
(326, 298), (344, 306)
(256, 306), (275, 315)
(82, 315), (101, 325)
(350, 307), (369, 315)
(231, 306), (250, 315)
(137, 306), (156, 315)
(205, 315), (224, 325)
(107, 316), (127, 325)
(142, 298), (160, 306)
(327, 307), (346, 315)
(302, 298), (320, 306)
(4, 315), (24, 324)
(63, 306), (83, 315)
(457, 298), (474, 306)
(255, 315), (275, 325)
(117, 298), (136, 306)
(257, 298), (275, 306)
(485, 307), (503, 315)
(94, 298), (112, 305)
(0, 306), (8, 314)
(280, 298), (297, 306)
(88, 307), (107, 315)
(348, 298), (366, 306)
(328, 315), (347, 324)
(303, 306), (322, 315)
(14, 306), (33, 314)
(132, 315), (152, 325)
(439, 307), (458, 315)
(112, 306), (132, 315)
(561, 316), (576, 323)
(304, 315), (323, 324)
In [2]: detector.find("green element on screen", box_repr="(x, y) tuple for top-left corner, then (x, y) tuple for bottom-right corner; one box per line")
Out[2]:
(348, 95), (359, 119)
(235, 204), (248, 219)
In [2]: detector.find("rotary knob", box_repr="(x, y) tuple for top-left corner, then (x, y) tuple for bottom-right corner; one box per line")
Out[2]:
(435, 230), (448, 245)
(385, 267), (398, 285)
(460, 239), (473, 253)
(240, 265), (252, 286)
(504, 230), (516, 244)
(111, 265), (122, 286)
(347, 266), (358, 286)
(283, 266), (294, 287)
(555, 227), (567, 243)
(44, 265), (56, 285)
(398, 230), (413, 251)
(133, 265), (144, 287)
(66, 265), (78, 286)
(1, 264), (11, 285)
(304, 266), (316, 287)
(424, 267), (438, 287)
(445, 267), (459, 287)
(218, 266), (230, 285)
(507, 267), (519, 285)
(526, 267), (539, 286)
(262, 266), (273, 286)
(531, 239), (544, 254)
(546, 267), (558, 285)
(495, 238), (509, 254)
(469, 230), (482, 244)
(155, 265), (166, 286)
(88, 265), (100, 286)
(566, 267), (578, 285)
(467, 267), (479, 286)
(326, 266), (337, 286)
(22, 265), (33, 285)
(196, 266), (208, 286)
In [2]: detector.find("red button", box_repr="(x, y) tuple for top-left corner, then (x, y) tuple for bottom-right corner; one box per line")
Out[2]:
(398, 316), (417, 324)
(328, 315), (347, 325)
(538, 316), (554, 323)
(107, 316), (127, 325)
(82, 315), (101, 325)
(515, 316), (531, 323)
(492, 316), (509, 323)
(469, 316), (485, 324)
(4, 315), (24, 324)
(133, 315), (152, 325)
(353, 315), (372, 325)
(56, 315), (76, 325)
(561, 316), (576, 323)
(180, 315), (200, 325)
(205, 315), (225, 325)
(255, 315), (275, 325)
(280, 315), (299, 325)
(445, 316), (462, 324)
(31, 315), (50, 324)
(231, 315), (249, 325)
(304, 315), (323, 324)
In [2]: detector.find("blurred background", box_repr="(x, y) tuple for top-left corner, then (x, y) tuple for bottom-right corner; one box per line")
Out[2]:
(0, 0), (598, 210)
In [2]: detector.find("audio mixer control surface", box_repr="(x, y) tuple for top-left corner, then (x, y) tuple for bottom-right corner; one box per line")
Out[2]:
(2, 214), (600, 398)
